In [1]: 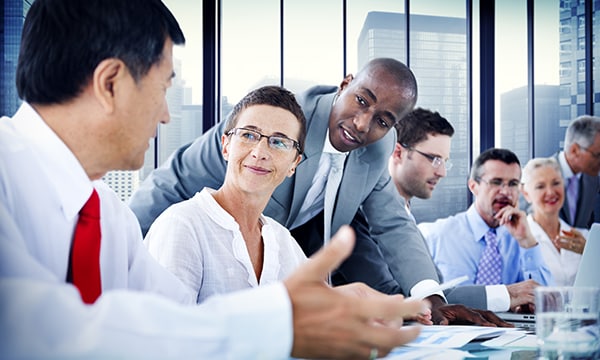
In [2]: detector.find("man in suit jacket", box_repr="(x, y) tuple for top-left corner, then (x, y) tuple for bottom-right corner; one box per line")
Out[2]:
(554, 115), (600, 228)
(389, 109), (539, 312)
(129, 58), (505, 325)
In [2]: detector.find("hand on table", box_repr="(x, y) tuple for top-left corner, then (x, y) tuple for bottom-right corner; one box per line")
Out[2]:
(507, 279), (538, 313)
(424, 295), (513, 327)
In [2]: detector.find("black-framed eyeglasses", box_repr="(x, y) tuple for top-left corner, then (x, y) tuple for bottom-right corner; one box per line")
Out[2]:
(579, 145), (600, 159)
(476, 177), (520, 190)
(227, 127), (302, 153)
(401, 143), (453, 171)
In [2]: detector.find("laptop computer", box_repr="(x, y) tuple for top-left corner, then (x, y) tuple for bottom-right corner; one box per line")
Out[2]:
(573, 222), (600, 288)
(495, 222), (599, 330)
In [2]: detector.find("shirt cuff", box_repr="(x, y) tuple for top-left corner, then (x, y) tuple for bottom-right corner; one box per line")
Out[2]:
(484, 285), (510, 312)
(410, 279), (446, 302)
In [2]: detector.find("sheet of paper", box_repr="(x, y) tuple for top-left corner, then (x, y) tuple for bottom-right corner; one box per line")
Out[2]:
(404, 325), (515, 348)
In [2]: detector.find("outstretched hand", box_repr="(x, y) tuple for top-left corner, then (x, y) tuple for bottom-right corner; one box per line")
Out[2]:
(284, 225), (429, 359)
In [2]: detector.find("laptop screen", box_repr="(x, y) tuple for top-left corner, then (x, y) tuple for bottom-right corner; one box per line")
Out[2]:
(573, 222), (599, 288)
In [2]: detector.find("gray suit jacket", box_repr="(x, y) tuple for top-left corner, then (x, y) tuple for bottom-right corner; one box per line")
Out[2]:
(554, 152), (599, 228)
(129, 86), (487, 306)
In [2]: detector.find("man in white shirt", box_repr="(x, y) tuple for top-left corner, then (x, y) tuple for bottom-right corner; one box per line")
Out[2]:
(389, 109), (539, 313)
(0, 1), (427, 358)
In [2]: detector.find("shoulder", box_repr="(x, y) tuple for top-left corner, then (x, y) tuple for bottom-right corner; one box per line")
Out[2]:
(296, 85), (337, 108)
(418, 212), (465, 237)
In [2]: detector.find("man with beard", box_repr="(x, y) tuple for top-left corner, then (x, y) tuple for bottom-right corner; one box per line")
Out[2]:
(418, 148), (553, 312)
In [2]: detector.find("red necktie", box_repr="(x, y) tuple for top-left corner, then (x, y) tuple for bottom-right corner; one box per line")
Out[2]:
(70, 189), (102, 304)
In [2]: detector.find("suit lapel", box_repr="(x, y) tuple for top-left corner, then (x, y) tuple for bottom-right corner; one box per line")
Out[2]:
(332, 149), (369, 232)
(285, 92), (335, 226)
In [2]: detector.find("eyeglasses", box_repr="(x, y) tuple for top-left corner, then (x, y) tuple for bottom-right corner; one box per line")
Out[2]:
(579, 145), (600, 159)
(477, 177), (520, 190)
(227, 127), (302, 153)
(401, 143), (453, 171)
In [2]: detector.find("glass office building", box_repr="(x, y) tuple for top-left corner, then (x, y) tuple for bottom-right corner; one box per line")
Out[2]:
(2, 0), (600, 221)
(1, 0), (32, 117)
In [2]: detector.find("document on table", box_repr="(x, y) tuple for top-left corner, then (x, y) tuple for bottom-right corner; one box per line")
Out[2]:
(383, 325), (529, 359)
(405, 325), (512, 348)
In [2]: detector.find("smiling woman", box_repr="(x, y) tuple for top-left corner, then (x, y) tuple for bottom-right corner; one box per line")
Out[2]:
(143, 86), (308, 303)
(521, 156), (587, 286)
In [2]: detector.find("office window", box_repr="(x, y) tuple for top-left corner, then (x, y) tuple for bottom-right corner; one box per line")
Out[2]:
(578, 58), (587, 73)
(2, 1), (599, 215)
(221, 0), (279, 109)
(560, 18), (572, 34)
(497, 0), (528, 162)
(408, 0), (469, 223)
(102, 0), (204, 201)
(578, 37), (586, 50)
(533, 0), (561, 159)
(579, 15), (586, 37)
(284, 0), (342, 91)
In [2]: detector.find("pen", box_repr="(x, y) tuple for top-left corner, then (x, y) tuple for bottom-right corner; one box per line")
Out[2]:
(408, 275), (469, 300)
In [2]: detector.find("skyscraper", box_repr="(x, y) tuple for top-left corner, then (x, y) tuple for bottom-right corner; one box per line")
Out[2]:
(358, 11), (468, 222)
(501, 85), (561, 163)
(1, 0), (33, 117)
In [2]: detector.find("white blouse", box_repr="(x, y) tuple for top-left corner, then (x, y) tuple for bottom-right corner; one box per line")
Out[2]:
(145, 187), (307, 303)
(527, 214), (585, 286)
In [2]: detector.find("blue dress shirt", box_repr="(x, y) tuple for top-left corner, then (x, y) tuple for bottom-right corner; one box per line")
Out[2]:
(418, 205), (554, 286)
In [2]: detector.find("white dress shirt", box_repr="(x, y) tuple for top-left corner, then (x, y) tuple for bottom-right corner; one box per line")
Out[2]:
(0, 103), (292, 358)
(291, 131), (346, 229)
(527, 214), (585, 286)
(145, 188), (307, 303)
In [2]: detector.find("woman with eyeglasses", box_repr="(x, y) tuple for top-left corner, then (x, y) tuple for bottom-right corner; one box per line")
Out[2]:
(520, 157), (587, 286)
(144, 86), (307, 302)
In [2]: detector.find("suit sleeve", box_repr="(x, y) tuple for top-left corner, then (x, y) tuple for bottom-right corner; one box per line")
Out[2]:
(360, 175), (441, 296)
(128, 121), (229, 235)
(445, 286), (488, 309)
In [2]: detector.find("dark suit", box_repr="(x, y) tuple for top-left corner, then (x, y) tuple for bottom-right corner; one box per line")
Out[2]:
(554, 152), (600, 228)
(129, 85), (486, 305)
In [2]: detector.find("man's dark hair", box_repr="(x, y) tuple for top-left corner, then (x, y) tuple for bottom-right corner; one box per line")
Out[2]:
(224, 86), (307, 154)
(16, 0), (185, 105)
(470, 148), (521, 180)
(395, 108), (454, 148)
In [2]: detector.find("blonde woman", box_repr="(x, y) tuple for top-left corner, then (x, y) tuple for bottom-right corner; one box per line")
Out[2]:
(521, 157), (587, 286)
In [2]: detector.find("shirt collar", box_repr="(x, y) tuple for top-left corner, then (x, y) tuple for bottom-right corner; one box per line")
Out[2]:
(559, 151), (579, 179)
(322, 129), (346, 156)
(12, 103), (94, 220)
(466, 204), (506, 242)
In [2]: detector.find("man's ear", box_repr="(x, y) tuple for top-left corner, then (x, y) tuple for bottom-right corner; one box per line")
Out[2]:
(567, 142), (581, 158)
(338, 74), (354, 91)
(92, 58), (126, 113)
(467, 178), (478, 195)
(392, 142), (404, 163)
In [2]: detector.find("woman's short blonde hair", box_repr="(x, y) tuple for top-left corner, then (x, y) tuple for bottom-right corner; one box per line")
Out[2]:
(521, 157), (562, 186)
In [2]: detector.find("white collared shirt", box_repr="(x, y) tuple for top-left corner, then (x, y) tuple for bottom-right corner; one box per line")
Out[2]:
(527, 215), (585, 286)
(292, 130), (347, 228)
(145, 187), (307, 303)
(0, 103), (292, 358)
